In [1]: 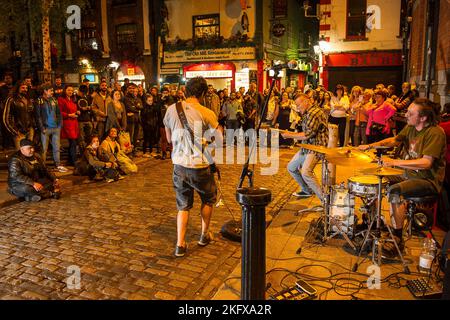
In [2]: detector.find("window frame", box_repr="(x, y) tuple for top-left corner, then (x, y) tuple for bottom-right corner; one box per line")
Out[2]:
(115, 23), (138, 49)
(345, 0), (368, 41)
(192, 14), (220, 40)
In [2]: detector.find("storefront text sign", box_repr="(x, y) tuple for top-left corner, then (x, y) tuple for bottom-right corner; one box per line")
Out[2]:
(325, 51), (402, 67)
(164, 47), (256, 63)
(186, 70), (233, 78)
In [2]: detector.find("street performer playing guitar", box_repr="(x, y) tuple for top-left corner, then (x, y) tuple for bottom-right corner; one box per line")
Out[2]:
(358, 98), (446, 258)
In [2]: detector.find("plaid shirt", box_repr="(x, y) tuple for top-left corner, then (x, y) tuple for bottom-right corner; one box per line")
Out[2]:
(300, 104), (329, 154)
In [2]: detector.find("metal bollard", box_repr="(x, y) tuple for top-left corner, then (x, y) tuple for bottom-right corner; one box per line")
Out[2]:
(236, 187), (272, 300)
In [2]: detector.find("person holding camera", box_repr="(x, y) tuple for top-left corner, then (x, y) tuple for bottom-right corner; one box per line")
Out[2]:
(163, 77), (223, 257)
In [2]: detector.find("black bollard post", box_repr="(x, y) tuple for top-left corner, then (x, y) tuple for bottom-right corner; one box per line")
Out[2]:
(236, 187), (272, 300)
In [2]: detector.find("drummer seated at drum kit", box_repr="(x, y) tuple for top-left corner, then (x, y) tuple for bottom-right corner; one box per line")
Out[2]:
(358, 98), (446, 258)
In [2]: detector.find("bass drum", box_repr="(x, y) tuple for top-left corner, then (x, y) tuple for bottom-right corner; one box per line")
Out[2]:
(329, 186), (355, 237)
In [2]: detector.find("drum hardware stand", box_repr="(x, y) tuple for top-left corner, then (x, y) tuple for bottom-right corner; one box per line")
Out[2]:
(352, 153), (410, 273)
(297, 157), (357, 251)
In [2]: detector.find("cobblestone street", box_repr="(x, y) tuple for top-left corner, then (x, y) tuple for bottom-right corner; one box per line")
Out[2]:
(0, 148), (297, 300)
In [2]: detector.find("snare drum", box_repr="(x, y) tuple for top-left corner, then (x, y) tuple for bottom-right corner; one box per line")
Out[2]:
(348, 175), (387, 198)
(329, 187), (355, 236)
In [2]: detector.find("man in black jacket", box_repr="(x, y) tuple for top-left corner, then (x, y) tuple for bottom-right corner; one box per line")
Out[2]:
(123, 83), (143, 156)
(7, 139), (61, 202)
(3, 81), (35, 150)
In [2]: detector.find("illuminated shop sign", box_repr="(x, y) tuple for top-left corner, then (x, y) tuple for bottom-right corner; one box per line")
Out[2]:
(185, 70), (233, 78)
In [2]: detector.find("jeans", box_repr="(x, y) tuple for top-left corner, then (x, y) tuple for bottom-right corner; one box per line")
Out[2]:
(127, 121), (141, 151)
(353, 122), (368, 146)
(9, 178), (54, 199)
(287, 151), (322, 200)
(41, 127), (61, 166)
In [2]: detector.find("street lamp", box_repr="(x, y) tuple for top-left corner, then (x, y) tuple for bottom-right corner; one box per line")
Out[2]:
(318, 35), (330, 52)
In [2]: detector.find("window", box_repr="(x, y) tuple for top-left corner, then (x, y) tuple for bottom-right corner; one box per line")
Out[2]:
(346, 0), (367, 40)
(78, 28), (100, 51)
(116, 23), (137, 49)
(193, 14), (220, 40)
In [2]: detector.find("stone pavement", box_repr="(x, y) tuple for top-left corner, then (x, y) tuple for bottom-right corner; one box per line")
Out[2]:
(213, 153), (447, 300)
(0, 146), (296, 300)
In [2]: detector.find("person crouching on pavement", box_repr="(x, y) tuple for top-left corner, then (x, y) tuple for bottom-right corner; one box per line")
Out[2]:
(7, 139), (61, 202)
(99, 127), (138, 175)
(163, 76), (223, 257)
(75, 135), (123, 183)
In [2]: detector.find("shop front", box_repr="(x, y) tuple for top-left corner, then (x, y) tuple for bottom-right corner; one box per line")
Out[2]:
(322, 50), (403, 91)
(162, 46), (258, 92)
(116, 61), (146, 88)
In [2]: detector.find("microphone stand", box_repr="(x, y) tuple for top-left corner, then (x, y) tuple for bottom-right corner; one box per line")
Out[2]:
(235, 69), (280, 300)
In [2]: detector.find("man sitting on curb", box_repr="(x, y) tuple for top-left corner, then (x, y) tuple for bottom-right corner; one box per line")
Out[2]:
(7, 139), (61, 202)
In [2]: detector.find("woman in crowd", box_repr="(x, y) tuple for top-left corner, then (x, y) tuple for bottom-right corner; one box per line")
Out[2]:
(106, 90), (127, 134)
(58, 85), (80, 166)
(75, 135), (122, 182)
(348, 86), (363, 146)
(354, 89), (373, 146)
(273, 92), (295, 147)
(141, 94), (160, 158)
(329, 84), (349, 147)
(320, 91), (332, 116)
(99, 127), (138, 174)
(366, 88), (396, 143)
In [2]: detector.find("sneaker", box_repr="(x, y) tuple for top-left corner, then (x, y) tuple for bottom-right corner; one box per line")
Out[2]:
(142, 153), (152, 158)
(56, 165), (69, 173)
(25, 195), (41, 202)
(161, 153), (166, 160)
(105, 178), (114, 183)
(198, 231), (213, 246)
(117, 175), (125, 180)
(292, 191), (313, 198)
(51, 191), (61, 199)
(381, 236), (404, 259)
(174, 245), (187, 257)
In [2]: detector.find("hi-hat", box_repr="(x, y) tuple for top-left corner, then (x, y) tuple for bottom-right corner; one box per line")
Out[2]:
(361, 167), (404, 176)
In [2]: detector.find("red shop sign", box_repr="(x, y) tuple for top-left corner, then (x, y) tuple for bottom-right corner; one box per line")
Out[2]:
(325, 51), (402, 67)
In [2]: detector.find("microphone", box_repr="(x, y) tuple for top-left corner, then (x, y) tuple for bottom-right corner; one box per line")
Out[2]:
(265, 60), (298, 71)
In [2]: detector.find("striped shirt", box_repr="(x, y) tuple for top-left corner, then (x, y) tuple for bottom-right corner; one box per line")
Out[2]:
(300, 104), (329, 154)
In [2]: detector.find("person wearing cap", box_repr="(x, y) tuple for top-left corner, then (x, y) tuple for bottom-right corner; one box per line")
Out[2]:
(7, 138), (61, 202)
(35, 83), (67, 172)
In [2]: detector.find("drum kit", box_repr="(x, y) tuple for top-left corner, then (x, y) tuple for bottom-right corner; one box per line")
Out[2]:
(297, 144), (410, 272)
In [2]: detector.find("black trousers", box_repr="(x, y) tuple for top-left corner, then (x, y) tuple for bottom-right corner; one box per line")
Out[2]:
(9, 178), (54, 199)
(329, 116), (347, 147)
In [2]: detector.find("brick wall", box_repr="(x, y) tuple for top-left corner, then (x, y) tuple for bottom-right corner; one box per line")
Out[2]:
(436, 0), (449, 73)
(408, 0), (426, 81)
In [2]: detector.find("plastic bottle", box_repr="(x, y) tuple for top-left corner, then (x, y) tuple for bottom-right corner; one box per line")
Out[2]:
(419, 233), (436, 273)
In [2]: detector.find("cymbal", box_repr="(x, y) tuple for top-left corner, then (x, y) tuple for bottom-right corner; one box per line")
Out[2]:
(326, 147), (375, 166)
(360, 167), (404, 176)
(297, 144), (334, 155)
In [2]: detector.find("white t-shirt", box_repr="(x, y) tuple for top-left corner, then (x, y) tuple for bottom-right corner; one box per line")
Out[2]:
(330, 95), (350, 118)
(163, 101), (219, 168)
